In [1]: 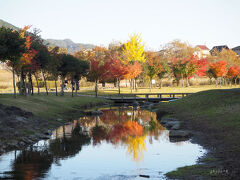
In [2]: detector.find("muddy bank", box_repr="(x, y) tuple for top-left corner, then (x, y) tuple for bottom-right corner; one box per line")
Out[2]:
(0, 102), (108, 155)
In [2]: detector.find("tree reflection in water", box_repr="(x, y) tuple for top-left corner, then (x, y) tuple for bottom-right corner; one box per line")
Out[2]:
(87, 108), (166, 162)
(8, 123), (91, 179)
(5, 108), (166, 179)
(49, 123), (91, 161)
(11, 149), (53, 180)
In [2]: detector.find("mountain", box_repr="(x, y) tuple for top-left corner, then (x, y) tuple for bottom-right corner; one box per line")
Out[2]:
(0, 19), (19, 31)
(0, 19), (95, 53)
(46, 39), (95, 53)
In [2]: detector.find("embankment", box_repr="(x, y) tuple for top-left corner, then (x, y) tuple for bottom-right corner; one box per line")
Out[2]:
(156, 89), (240, 179)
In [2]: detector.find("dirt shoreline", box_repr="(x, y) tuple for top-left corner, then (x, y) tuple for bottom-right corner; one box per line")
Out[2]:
(0, 102), (108, 155)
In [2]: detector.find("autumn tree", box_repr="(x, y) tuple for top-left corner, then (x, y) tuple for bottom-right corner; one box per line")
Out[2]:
(170, 54), (200, 87)
(209, 61), (228, 86)
(123, 62), (142, 92)
(24, 28), (51, 95)
(122, 34), (145, 92)
(216, 49), (239, 66)
(0, 27), (26, 98)
(87, 47), (108, 97)
(19, 26), (38, 96)
(145, 52), (157, 91)
(144, 51), (170, 90)
(227, 65), (240, 86)
(164, 40), (197, 86)
(101, 47), (128, 95)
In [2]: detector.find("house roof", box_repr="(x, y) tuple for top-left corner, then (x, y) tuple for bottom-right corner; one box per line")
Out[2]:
(210, 45), (229, 55)
(196, 45), (209, 50)
(232, 46), (240, 55)
(210, 45), (229, 52)
(232, 46), (240, 51)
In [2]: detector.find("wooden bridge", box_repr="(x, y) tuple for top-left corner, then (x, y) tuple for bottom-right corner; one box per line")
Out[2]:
(106, 93), (193, 103)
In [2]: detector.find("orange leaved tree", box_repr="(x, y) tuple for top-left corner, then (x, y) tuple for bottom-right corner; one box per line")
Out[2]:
(209, 61), (228, 86)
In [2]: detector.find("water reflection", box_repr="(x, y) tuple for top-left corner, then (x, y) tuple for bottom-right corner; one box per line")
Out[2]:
(0, 107), (205, 180)
(52, 107), (166, 162)
(11, 148), (53, 179)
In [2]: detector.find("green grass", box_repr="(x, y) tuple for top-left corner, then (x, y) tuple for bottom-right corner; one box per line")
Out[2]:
(166, 165), (212, 179)
(156, 88), (240, 179)
(0, 93), (108, 119)
(78, 85), (240, 96)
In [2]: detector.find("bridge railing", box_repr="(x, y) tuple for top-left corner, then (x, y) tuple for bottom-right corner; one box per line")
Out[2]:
(108, 93), (193, 99)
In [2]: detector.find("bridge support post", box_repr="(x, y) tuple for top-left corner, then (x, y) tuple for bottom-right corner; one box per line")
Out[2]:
(146, 94), (149, 101)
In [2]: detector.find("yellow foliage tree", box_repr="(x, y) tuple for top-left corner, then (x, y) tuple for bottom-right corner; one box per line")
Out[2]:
(122, 34), (146, 64)
(217, 49), (239, 66)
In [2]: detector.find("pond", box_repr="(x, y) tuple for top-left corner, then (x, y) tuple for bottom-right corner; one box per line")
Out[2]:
(0, 107), (205, 179)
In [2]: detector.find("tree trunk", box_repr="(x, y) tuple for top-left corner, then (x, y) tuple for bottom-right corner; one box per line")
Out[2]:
(19, 69), (25, 95)
(60, 76), (65, 96)
(34, 74), (40, 95)
(30, 73), (34, 95)
(176, 79), (179, 87)
(235, 78), (237, 86)
(95, 79), (98, 97)
(114, 79), (117, 88)
(12, 68), (16, 98)
(118, 78), (121, 95)
(28, 73), (31, 95)
(181, 74), (184, 87)
(135, 78), (137, 92)
(149, 78), (152, 92)
(71, 78), (74, 97)
(186, 78), (189, 87)
(55, 78), (58, 96)
(42, 71), (48, 95)
(75, 80), (78, 96)
(130, 79), (133, 93)
(159, 79), (162, 89)
(28, 72), (33, 95)
(24, 77), (27, 96)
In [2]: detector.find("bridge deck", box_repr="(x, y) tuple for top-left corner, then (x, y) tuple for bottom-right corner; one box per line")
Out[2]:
(106, 93), (192, 103)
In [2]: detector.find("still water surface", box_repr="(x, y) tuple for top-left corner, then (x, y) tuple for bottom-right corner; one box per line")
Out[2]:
(0, 107), (205, 179)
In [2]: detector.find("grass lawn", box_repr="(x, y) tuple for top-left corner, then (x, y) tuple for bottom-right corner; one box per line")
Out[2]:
(79, 85), (240, 95)
(0, 93), (108, 119)
(156, 88), (240, 179)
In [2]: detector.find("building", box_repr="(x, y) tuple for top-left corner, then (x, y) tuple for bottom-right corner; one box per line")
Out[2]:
(232, 46), (240, 56)
(194, 45), (210, 58)
(210, 45), (229, 56)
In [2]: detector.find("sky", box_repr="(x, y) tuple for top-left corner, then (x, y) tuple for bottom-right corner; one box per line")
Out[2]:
(0, 0), (239, 50)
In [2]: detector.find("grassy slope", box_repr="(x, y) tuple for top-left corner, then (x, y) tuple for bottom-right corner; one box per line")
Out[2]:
(156, 89), (240, 179)
(0, 93), (108, 120)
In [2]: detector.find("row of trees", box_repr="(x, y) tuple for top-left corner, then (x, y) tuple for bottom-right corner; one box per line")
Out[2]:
(0, 26), (89, 98)
(75, 38), (240, 94)
(1, 26), (240, 97)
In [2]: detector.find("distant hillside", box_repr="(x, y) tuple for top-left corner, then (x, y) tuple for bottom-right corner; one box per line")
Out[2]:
(0, 19), (95, 53)
(0, 19), (19, 31)
(46, 39), (95, 53)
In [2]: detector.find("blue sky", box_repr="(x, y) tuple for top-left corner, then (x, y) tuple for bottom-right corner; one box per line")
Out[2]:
(0, 0), (239, 50)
